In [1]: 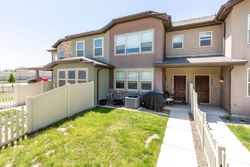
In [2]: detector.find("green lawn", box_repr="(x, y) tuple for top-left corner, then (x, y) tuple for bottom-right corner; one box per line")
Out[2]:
(0, 107), (168, 166)
(228, 125), (250, 151)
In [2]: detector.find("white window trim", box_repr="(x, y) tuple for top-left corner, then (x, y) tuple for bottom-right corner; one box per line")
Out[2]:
(127, 69), (139, 91)
(57, 68), (88, 87)
(114, 68), (154, 92)
(58, 69), (66, 87)
(77, 68), (88, 82)
(76, 40), (85, 57)
(67, 69), (76, 84)
(114, 70), (126, 90)
(172, 35), (184, 50)
(247, 14), (250, 45)
(93, 37), (104, 57)
(247, 68), (250, 97)
(140, 69), (154, 91)
(199, 31), (213, 47)
(114, 29), (155, 56)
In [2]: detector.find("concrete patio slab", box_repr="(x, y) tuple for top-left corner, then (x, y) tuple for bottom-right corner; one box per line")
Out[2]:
(157, 109), (198, 167)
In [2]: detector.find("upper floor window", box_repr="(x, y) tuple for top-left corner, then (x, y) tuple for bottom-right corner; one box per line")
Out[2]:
(115, 29), (154, 55)
(172, 35), (184, 49)
(199, 31), (212, 47)
(248, 68), (250, 97)
(76, 41), (85, 57)
(93, 37), (104, 57)
(248, 14), (250, 44)
(58, 50), (65, 59)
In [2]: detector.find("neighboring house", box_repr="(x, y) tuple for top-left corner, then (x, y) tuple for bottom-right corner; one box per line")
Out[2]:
(44, 0), (250, 116)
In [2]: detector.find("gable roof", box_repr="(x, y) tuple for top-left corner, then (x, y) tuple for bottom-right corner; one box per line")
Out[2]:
(216, 0), (244, 21)
(52, 11), (172, 48)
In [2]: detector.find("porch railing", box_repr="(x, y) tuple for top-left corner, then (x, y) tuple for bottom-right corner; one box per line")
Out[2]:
(189, 83), (229, 167)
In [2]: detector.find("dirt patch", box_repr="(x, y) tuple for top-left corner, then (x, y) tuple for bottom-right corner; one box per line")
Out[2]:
(145, 134), (160, 148)
(57, 127), (68, 135)
(189, 113), (208, 167)
(220, 116), (250, 127)
(45, 149), (55, 156)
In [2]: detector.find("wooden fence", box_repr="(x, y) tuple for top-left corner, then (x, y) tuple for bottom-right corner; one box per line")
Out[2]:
(26, 82), (94, 133)
(0, 106), (26, 147)
(189, 83), (229, 167)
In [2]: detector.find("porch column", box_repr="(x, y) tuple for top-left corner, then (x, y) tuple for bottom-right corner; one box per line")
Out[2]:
(35, 69), (40, 81)
(154, 67), (164, 92)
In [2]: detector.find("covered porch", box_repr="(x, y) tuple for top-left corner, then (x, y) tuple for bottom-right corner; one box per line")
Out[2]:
(155, 55), (248, 112)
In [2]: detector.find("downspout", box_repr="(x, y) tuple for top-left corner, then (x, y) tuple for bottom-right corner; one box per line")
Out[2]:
(97, 68), (103, 105)
(228, 64), (235, 114)
(162, 28), (167, 92)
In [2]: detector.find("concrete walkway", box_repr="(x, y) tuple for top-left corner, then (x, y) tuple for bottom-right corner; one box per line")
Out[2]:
(157, 108), (198, 167)
(202, 105), (250, 167)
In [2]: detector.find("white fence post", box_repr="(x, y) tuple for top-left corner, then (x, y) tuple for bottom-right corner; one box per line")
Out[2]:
(26, 97), (32, 134)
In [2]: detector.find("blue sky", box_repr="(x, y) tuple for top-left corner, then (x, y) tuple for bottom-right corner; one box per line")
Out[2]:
(0, 0), (227, 70)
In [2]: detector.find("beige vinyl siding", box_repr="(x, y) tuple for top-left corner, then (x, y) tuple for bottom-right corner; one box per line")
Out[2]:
(165, 67), (221, 105)
(166, 25), (223, 57)
(52, 62), (109, 105)
(71, 32), (110, 64)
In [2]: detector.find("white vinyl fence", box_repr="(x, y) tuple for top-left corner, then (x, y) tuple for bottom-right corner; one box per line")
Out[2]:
(0, 85), (13, 93)
(0, 81), (53, 111)
(190, 83), (228, 167)
(0, 106), (27, 147)
(0, 92), (16, 111)
(26, 82), (94, 133)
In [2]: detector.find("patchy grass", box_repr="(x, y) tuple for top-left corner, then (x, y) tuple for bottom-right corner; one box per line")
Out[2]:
(228, 125), (250, 151)
(0, 107), (168, 166)
(0, 92), (14, 102)
(0, 109), (18, 118)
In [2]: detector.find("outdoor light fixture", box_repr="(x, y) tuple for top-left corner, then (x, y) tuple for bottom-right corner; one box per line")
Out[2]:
(220, 77), (224, 83)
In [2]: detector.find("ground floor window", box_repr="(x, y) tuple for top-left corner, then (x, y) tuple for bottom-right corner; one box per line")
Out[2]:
(248, 68), (250, 97)
(140, 70), (153, 91)
(114, 68), (153, 91)
(57, 68), (88, 87)
(115, 71), (125, 89)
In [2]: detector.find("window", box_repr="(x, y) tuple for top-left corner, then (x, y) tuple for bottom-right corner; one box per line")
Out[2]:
(115, 71), (125, 89)
(57, 69), (88, 87)
(172, 35), (184, 49)
(115, 29), (154, 55)
(115, 36), (126, 54)
(114, 69), (153, 91)
(78, 70), (87, 83)
(58, 50), (65, 59)
(248, 14), (250, 44)
(141, 31), (153, 52)
(199, 32), (212, 47)
(58, 71), (66, 86)
(93, 38), (104, 57)
(127, 71), (138, 90)
(248, 69), (250, 97)
(76, 41), (85, 57)
(126, 33), (140, 53)
(67, 70), (76, 84)
(141, 71), (153, 91)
